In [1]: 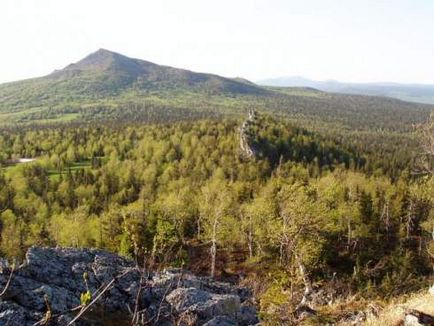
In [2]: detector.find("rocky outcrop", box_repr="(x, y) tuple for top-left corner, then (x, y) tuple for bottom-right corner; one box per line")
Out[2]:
(429, 285), (434, 296)
(166, 288), (240, 324)
(0, 247), (258, 325)
(239, 110), (258, 159)
(404, 309), (434, 326)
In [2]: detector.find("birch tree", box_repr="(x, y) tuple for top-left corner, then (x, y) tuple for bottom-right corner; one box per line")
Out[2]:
(277, 183), (327, 304)
(199, 173), (235, 278)
(416, 113), (434, 175)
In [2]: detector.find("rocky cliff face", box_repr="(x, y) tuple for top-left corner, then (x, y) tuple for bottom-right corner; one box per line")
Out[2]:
(0, 247), (258, 325)
(239, 110), (258, 159)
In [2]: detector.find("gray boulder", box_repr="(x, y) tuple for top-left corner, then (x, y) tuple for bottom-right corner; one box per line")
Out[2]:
(239, 303), (259, 325)
(166, 287), (240, 323)
(404, 309), (434, 326)
(204, 315), (237, 326)
(0, 247), (258, 325)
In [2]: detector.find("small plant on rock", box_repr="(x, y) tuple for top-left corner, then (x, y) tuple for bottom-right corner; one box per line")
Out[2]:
(80, 272), (92, 305)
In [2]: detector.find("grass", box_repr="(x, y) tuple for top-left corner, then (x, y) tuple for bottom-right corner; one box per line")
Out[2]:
(0, 107), (80, 125)
(363, 291), (434, 326)
(2, 159), (92, 181)
(31, 113), (80, 123)
(266, 86), (328, 98)
(291, 290), (434, 325)
(1, 164), (18, 175)
(48, 160), (92, 181)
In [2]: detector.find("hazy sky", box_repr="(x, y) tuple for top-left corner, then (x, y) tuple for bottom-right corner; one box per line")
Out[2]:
(1, 0), (434, 84)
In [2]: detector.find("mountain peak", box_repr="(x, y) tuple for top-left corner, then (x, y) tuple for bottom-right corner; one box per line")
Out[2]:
(63, 48), (126, 72)
(36, 49), (267, 96)
(94, 48), (116, 55)
(86, 48), (129, 61)
(47, 48), (152, 83)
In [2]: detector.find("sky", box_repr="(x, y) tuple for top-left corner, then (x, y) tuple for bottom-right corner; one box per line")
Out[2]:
(1, 0), (434, 84)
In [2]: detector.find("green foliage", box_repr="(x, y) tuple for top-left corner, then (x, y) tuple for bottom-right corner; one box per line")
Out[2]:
(0, 209), (25, 258)
(80, 290), (92, 306)
(0, 50), (432, 322)
(0, 114), (432, 306)
(0, 49), (431, 141)
(80, 272), (92, 305)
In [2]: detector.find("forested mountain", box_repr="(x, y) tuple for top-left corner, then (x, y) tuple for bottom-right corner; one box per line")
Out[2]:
(259, 76), (434, 105)
(0, 49), (265, 109)
(0, 49), (432, 133)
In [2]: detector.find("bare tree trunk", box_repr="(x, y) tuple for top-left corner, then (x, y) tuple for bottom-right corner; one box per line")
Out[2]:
(416, 113), (434, 175)
(295, 253), (313, 305)
(279, 235), (288, 266)
(431, 225), (434, 241)
(406, 200), (415, 239)
(380, 200), (391, 236)
(431, 225), (434, 273)
(418, 236), (422, 255)
(248, 215), (253, 258)
(197, 218), (201, 239)
(280, 213), (289, 265)
(210, 217), (218, 278)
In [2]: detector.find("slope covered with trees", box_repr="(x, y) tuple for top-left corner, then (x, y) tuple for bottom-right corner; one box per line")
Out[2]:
(0, 114), (432, 324)
(0, 49), (433, 324)
(0, 49), (432, 133)
(0, 49), (266, 114)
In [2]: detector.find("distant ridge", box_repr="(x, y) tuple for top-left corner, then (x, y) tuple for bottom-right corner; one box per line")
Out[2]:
(0, 49), (432, 128)
(258, 76), (434, 104)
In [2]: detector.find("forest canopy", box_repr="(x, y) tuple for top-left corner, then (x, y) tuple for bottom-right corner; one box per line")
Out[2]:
(0, 110), (432, 324)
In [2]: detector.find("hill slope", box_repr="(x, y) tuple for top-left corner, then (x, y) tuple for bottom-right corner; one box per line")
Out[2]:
(0, 49), (266, 109)
(0, 50), (432, 131)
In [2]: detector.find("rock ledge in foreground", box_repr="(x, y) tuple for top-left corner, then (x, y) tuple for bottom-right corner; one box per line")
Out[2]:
(0, 247), (258, 325)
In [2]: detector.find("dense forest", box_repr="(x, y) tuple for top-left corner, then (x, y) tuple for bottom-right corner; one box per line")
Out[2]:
(0, 112), (432, 323)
